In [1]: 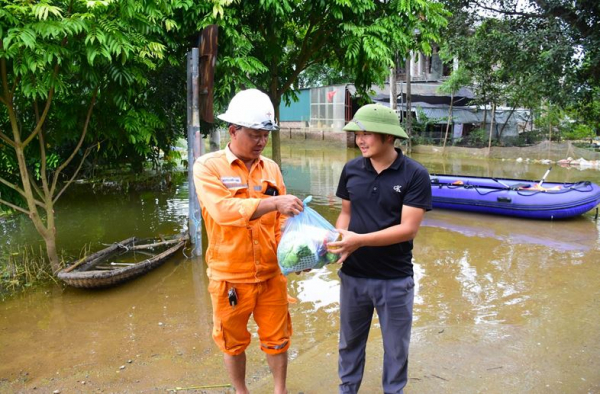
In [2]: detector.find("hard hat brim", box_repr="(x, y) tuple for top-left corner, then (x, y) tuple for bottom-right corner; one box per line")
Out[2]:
(217, 113), (279, 131)
(343, 119), (409, 139)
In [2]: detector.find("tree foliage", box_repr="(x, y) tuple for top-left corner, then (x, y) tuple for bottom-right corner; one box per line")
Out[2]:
(1, 0), (449, 269)
(182, 0), (449, 162)
(0, 0), (194, 270)
(187, 0), (449, 114)
(441, 0), (600, 136)
(472, 0), (599, 88)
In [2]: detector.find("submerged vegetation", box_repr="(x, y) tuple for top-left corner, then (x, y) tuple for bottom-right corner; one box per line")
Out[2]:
(0, 166), (185, 296)
(0, 245), (61, 298)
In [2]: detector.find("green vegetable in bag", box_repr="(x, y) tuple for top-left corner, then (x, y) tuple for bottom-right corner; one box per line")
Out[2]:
(277, 196), (340, 274)
(295, 245), (312, 258)
(281, 251), (299, 268)
(279, 243), (314, 268)
(325, 252), (339, 263)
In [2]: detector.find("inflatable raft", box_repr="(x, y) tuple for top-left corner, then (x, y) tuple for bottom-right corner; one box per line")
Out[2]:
(430, 174), (600, 219)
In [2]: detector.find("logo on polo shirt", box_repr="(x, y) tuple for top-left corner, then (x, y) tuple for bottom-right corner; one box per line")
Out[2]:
(393, 185), (402, 193)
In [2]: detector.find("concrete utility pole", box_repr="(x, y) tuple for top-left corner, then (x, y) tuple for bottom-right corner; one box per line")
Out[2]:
(187, 25), (218, 256)
(187, 48), (204, 256)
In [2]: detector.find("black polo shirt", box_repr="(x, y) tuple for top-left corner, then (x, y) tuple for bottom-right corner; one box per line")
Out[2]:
(336, 148), (432, 279)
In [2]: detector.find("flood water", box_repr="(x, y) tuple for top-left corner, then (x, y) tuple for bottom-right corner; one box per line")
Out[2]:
(1, 139), (600, 393)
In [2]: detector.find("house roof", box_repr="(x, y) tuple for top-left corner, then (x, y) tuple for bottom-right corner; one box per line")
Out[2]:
(373, 100), (530, 125)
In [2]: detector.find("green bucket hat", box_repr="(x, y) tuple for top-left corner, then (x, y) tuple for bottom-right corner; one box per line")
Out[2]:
(343, 103), (409, 139)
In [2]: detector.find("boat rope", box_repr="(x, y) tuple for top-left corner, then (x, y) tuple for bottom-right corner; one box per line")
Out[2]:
(432, 180), (595, 197)
(116, 242), (131, 252)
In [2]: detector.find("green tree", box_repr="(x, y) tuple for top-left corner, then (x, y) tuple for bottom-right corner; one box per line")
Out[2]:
(442, 0), (599, 139)
(464, 0), (599, 88)
(189, 0), (449, 161)
(438, 66), (471, 151)
(0, 0), (192, 271)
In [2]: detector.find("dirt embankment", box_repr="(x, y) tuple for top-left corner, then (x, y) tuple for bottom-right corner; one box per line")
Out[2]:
(412, 141), (600, 162)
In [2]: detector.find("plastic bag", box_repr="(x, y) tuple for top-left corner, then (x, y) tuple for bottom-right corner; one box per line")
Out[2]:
(277, 196), (341, 275)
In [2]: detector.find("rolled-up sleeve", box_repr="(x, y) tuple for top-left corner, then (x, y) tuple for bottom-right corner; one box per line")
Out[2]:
(274, 172), (288, 244)
(193, 158), (260, 227)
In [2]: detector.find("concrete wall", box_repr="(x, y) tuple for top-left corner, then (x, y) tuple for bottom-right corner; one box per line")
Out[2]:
(278, 127), (353, 145)
(218, 126), (354, 147)
(280, 121), (307, 129)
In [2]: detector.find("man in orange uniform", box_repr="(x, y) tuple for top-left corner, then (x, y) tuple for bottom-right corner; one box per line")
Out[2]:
(193, 89), (304, 394)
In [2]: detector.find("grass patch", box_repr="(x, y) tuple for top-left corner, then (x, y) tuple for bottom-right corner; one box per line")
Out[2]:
(0, 245), (61, 298)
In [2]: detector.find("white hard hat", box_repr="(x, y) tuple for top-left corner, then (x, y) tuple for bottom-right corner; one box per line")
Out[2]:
(217, 89), (279, 131)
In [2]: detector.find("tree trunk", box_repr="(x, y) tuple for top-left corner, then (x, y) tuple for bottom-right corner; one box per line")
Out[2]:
(269, 77), (282, 166)
(487, 103), (496, 155)
(526, 108), (533, 132)
(43, 233), (61, 273)
(271, 105), (282, 166)
(390, 59), (397, 111)
(13, 132), (61, 271)
(405, 56), (412, 154)
(548, 113), (552, 157)
(498, 107), (515, 139)
(442, 92), (454, 153)
(482, 103), (487, 130)
(1, 66), (97, 273)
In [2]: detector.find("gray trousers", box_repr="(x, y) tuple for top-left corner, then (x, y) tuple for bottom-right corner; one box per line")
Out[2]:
(338, 271), (415, 394)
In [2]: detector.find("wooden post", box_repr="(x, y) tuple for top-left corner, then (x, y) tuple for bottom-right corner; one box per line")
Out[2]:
(487, 103), (495, 156)
(390, 54), (397, 111)
(187, 48), (204, 256)
(198, 25), (219, 152)
(442, 91), (454, 153)
(548, 110), (552, 158)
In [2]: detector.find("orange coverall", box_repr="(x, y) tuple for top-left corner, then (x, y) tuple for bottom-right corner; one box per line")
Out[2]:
(193, 145), (292, 355)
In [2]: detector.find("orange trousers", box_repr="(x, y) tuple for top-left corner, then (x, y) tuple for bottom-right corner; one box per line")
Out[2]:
(207, 274), (292, 355)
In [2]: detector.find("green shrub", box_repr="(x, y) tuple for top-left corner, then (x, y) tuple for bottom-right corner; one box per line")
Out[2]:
(466, 128), (489, 147)
(562, 123), (595, 141)
(411, 134), (435, 145)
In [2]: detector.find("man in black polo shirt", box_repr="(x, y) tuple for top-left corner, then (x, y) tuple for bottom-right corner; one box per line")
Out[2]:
(327, 103), (432, 394)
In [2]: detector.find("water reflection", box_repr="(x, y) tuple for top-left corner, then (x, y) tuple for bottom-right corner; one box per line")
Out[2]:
(0, 186), (190, 259)
(422, 210), (600, 252)
(1, 140), (600, 393)
(294, 269), (339, 312)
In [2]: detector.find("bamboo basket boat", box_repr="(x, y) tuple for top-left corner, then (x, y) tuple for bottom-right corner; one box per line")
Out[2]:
(57, 235), (188, 289)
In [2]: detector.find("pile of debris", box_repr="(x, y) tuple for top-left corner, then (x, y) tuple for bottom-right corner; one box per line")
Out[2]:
(510, 157), (600, 169)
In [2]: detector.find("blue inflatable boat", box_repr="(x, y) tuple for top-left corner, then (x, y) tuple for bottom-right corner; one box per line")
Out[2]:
(430, 174), (600, 219)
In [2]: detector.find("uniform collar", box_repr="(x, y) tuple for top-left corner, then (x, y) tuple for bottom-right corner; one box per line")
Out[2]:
(225, 144), (264, 169)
